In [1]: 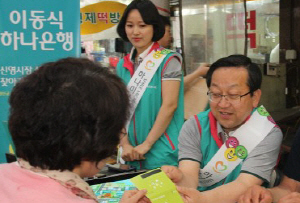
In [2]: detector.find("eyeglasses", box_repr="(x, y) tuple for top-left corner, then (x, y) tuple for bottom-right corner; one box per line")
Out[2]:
(207, 91), (252, 104)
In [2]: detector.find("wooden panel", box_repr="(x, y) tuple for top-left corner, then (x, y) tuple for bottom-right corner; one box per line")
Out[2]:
(184, 78), (208, 120)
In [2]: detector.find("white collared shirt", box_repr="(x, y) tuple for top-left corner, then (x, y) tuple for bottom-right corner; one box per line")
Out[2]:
(129, 43), (182, 81)
(217, 122), (235, 142)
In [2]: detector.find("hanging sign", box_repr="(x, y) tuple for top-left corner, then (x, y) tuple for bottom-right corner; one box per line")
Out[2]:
(0, 0), (80, 163)
(80, 1), (127, 41)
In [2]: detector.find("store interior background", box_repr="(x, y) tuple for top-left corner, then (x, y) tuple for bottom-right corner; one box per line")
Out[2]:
(80, 0), (300, 163)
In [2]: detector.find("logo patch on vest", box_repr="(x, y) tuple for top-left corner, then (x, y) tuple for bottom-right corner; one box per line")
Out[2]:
(147, 85), (157, 89)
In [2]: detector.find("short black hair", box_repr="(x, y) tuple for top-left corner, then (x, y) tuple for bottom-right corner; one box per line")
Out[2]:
(206, 55), (262, 95)
(117, 0), (165, 42)
(160, 15), (171, 27)
(9, 57), (129, 171)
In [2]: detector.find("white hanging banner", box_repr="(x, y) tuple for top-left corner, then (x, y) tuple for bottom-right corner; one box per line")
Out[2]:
(125, 48), (173, 131)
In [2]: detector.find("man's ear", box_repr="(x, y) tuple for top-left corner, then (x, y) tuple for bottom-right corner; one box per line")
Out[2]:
(252, 89), (261, 107)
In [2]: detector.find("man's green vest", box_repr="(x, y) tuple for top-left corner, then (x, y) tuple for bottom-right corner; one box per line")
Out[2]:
(195, 109), (242, 191)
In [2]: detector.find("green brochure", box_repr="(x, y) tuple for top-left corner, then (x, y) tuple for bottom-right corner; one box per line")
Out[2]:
(131, 168), (184, 203)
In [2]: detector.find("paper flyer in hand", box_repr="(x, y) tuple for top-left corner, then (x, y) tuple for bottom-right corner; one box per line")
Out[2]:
(130, 168), (184, 203)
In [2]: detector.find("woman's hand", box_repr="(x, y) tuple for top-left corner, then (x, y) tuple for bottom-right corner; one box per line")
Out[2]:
(121, 143), (135, 161)
(119, 190), (150, 203)
(133, 141), (151, 160)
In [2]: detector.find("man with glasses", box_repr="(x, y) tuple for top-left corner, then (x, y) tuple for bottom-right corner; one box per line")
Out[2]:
(162, 55), (283, 203)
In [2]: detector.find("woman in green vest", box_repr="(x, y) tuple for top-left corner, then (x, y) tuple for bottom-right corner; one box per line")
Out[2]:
(116, 0), (184, 169)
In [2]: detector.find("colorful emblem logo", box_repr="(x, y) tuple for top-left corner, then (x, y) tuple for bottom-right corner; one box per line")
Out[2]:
(153, 51), (163, 59)
(267, 116), (279, 128)
(257, 106), (270, 116)
(224, 148), (238, 161)
(235, 145), (248, 159)
(212, 161), (228, 173)
(161, 49), (171, 55)
(145, 60), (155, 70)
(225, 136), (239, 148)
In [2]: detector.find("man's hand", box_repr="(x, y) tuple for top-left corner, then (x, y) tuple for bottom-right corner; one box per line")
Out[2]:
(161, 165), (184, 184)
(195, 63), (210, 78)
(277, 192), (300, 203)
(120, 190), (150, 203)
(238, 185), (273, 203)
(176, 186), (202, 203)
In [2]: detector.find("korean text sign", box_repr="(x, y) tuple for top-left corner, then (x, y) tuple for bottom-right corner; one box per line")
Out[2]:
(0, 0), (80, 163)
(80, 1), (126, 40)
(80, 1), (126, 35)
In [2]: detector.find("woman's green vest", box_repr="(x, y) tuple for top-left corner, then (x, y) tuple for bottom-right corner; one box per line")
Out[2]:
(116, 49), (184, 169)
